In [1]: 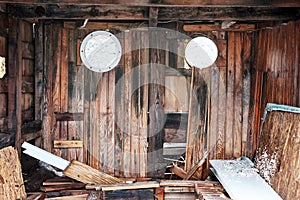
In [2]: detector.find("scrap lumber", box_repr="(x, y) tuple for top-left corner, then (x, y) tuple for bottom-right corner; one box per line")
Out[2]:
(184, 151), (209, 180)
(26, 192), (44, 200)
(22, 142), (123, 184)
(44, 194), (88, 200)
(0, 146), (26, 200)
(53, 140), (83, 148)
(40, 183), (86, 192)
(63, 160), (123, 184)
(101, 181), (160, 191)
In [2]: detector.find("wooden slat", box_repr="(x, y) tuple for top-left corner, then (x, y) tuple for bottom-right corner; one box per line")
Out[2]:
(241, 32), (251, 157)
(183, 24), (256, 32)
(101, 181), (159, 191)
(8, 17), (22, 155)
(216, 39), (226, 159)
(34, 21), (44, 121)
(233, 32), (243, 158)
(40, 183), (86, 192)
(64, 22), (147, 30)
(54, 140), (83, 148)
(44, 194), (88, 200)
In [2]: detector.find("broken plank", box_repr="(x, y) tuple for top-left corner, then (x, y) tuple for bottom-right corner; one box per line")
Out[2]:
(53, 140), (83, 148)
(63, 160), (123, 184)
(184, 151), (209, 180)
(101, 181), (160, 191)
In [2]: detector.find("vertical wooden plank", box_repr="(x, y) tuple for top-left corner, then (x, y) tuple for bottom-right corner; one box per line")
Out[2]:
(68, 28), (84, 162)
(99, 73), (107, 172)
(35, 21), (44, 121)
(241, 32), (251, 157)
(296, 21), (300, 106)
(209, 65), (219, 159)
(148, 9), (166, 177)
(60, 27), (69, 160)
(216, 39), (227, 159)
(285, 22), (294, 106)
(107, 70), (115, 175)
(123, 30), (132, 177)
(51, 24), (62, 157)
(114, 31), (125, 177)
(225, 32), (235, 159)
(139, 30), (149, 177)
(8, 18), (22, 155)
(130, 30), (139, 177)
(233, 32), (243, 158)
(42, 22), (55, 152)
(185, 67), (208, 172)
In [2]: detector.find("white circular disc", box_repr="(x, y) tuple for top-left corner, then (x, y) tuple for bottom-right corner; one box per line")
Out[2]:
(185, 36), (218, 69)
(80, 31), (122, 72)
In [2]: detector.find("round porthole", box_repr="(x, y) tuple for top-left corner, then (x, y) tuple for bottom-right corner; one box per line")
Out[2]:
(80, 31), (122, 72)
(185, 36), (218, 69)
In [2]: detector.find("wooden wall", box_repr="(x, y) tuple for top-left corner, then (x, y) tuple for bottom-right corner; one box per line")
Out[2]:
(251, 20), (300, 151)
(39, 19), (300, 178)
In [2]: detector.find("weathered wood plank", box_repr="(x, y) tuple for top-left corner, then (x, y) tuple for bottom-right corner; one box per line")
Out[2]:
(183, 24), (256, 32)
(185, 67), (208, 171)
(241, 32), (251, 157)
(34, 21), (44, 121)
(148, 17), (166, 177)
(53, 140), (83, 148)
(42, 23), (55, 152)
(8, 18), (22, 154)
(216, 39), (226, 159)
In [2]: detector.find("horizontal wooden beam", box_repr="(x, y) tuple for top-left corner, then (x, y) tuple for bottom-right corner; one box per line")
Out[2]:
(53, 140), (83, 148)
(1, 0), (300, 7)
(7, 4), (149, 20)
(7, 4), (300, 21)
(158, 7), (300, 21)
(64, 21), (147, 30)
(54, 112), (84, 121)
(183, 23), (256, 32)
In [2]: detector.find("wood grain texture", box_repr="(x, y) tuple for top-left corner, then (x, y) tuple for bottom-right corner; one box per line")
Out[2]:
(256, 111), (300, 200)
(0, 146), (26, 200)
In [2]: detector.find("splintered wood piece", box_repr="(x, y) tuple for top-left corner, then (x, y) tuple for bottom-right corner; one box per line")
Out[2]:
(0, 146), (26, 200)
(184, 151), (209, 180)
(101, 181), (160, 191)
(53, 140), (83, 148)
(63, 160), (123, 184)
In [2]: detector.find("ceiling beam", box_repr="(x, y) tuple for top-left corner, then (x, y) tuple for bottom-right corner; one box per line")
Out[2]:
(159, 7), (300, 21)
(7, 4), (149, 20)
(1, 0), (300, 7)
(6, 4), (300, 21)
